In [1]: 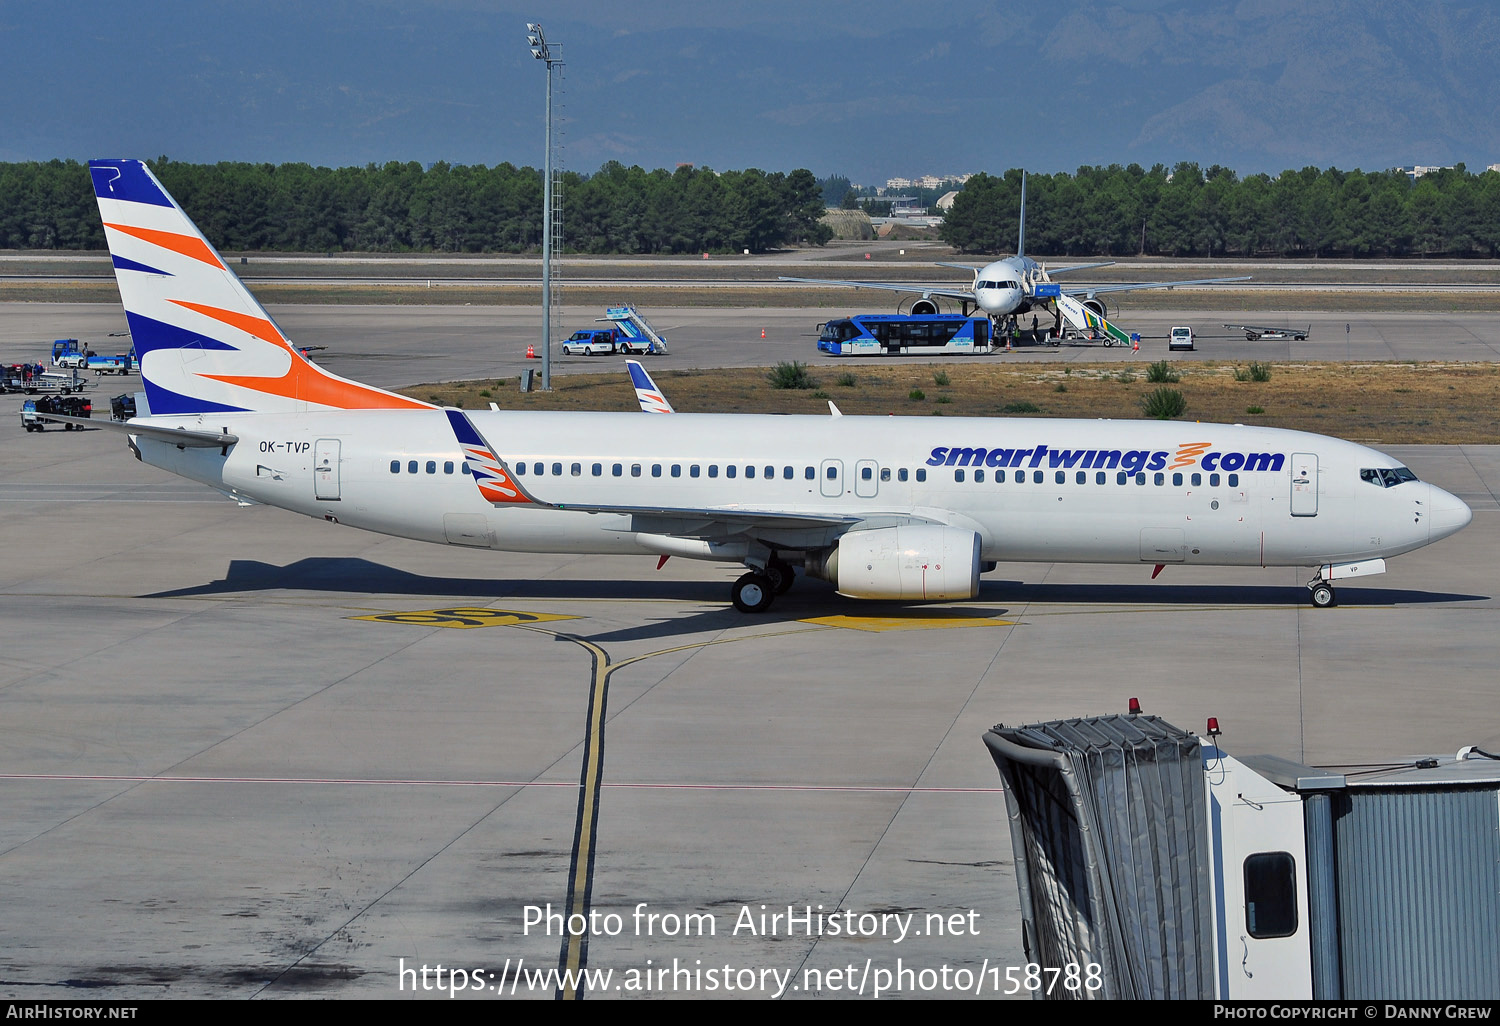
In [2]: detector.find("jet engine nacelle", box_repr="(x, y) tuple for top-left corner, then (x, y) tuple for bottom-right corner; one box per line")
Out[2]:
(813, 525), (981, 601)
(909, 298), (940, 316)
(1082, 297), (1108, 318)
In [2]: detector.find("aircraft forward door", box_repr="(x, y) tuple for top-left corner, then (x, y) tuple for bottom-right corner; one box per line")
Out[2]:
(314, 439), (341, 501)
(1290, 452), (1317, 516)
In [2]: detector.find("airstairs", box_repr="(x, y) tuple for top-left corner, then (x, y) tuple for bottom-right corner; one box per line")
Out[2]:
(1055, 293), (1132, 346)
(600, 306), (670, 354)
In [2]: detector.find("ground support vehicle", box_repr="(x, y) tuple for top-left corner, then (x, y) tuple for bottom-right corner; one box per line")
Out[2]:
(600, 306), (669, 355)
(21, 394), (92, 432)
(560, 329), (622, 356)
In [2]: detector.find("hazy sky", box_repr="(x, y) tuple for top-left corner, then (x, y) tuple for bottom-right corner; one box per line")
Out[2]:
(3, 0), (1496, 180)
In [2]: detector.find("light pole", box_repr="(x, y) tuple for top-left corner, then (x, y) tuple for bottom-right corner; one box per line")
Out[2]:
(527, 22), (562, 391)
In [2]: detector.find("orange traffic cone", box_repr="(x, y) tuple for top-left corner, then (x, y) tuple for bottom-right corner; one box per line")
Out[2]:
(760, 328), (766, 339)
(526, 344), (536, 359)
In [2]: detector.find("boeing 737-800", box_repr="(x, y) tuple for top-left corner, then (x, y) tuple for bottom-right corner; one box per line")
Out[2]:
(68, 160), (1469, 613)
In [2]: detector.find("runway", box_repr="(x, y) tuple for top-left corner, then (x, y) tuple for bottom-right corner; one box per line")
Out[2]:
(1, 300), (1498, 999)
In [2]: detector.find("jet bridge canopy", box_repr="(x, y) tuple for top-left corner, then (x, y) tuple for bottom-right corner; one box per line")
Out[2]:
(983, 714), (1214, 1000)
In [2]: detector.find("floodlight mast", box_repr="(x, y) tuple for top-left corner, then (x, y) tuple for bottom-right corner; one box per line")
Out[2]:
(527, 23), (562, 390)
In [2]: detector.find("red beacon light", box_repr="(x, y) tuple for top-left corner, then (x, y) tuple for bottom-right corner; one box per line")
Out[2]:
(1127, 697), (1142, 716)
(1205, 717), (1221, 738)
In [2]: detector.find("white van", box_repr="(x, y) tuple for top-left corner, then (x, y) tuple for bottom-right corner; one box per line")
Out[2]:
(1168, 326), (1194, 351)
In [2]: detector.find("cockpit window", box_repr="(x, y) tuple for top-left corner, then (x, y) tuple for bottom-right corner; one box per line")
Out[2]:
(1360, 466), (1419, 488)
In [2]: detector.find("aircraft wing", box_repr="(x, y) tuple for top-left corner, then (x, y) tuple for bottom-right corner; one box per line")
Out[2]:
(550, 502), (862, 533)
(1061, 275), (1249, 297)
(1046, 261), (1115, 275)
(776, 276), (975, 302)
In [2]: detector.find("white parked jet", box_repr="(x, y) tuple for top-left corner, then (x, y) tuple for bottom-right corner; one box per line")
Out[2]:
(781, 173), (1247, 331)
(74, 160), (1469, 613)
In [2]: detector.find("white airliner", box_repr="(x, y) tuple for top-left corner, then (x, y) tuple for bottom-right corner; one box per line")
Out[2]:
(71, 160), (1470, 613)
(780, 173), (1247, 330)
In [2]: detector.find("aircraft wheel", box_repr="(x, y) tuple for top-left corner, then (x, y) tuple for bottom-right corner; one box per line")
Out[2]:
(1310, 582), (1335, 608)
(766, 559), (795, 595)
(731, 572), (775, 613)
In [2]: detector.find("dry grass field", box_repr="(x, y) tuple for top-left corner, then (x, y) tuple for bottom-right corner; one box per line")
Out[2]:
(402, 360), (1500, 445)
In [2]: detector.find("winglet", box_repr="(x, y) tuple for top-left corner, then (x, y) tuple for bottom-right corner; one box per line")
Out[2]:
(444, 409), (544, 506)
(626, 359), (674, 413)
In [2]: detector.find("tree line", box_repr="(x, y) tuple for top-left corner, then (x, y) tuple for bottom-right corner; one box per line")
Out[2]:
(942, 163), (1500, 258)
(8, 157), (1500, 258)
(0, 158), (831, 254)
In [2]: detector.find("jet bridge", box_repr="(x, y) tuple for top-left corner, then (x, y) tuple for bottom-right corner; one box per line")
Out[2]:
(984, 712), (1500, 1000)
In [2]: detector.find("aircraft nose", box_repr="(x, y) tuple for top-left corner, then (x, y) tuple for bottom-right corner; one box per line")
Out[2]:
(1427, 483), (1472, 541)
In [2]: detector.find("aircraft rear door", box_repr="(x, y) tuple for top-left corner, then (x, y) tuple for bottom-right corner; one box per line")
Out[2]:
(314, 439), (341, 500)
(1290, 452), (1317, 516)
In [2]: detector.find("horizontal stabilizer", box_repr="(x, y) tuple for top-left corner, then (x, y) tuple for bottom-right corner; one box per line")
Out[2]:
(34, 412), (239, 449)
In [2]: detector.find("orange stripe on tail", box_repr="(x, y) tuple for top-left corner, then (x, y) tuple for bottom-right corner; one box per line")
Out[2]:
(103, 223), (223, 269)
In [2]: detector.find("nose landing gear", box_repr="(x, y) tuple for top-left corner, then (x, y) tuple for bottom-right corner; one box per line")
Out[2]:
(1308, 579), (1336, 608)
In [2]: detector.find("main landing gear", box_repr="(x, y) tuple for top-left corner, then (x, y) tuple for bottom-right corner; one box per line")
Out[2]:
(730, 556), (796, 613)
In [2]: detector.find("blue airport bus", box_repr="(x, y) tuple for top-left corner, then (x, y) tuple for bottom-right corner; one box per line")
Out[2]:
(816, 314), (992, 356)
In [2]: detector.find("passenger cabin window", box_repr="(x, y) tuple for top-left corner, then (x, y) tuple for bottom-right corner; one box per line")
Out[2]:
(445, 461), (455, 474)
(390, 460), (400, 474)
(1244, 852), (1298, 939)
(408, 460), (418, 474)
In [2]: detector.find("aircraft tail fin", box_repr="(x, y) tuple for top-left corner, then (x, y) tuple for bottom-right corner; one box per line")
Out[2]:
(1017, 170), (1026, 260)
(626, 359), (675, 413)
(88, 160), (431, 416)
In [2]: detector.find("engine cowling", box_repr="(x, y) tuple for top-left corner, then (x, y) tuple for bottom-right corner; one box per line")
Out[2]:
(909, 298), (940, 316)
(815, 525), (981, 601)
(1082, 297), (1108, 319)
